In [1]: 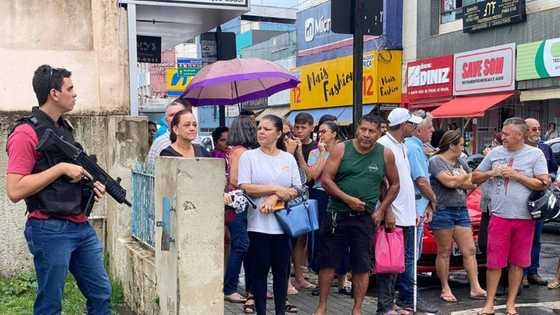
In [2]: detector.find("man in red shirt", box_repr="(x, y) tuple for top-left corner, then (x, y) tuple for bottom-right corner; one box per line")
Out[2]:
(6, 65), (111, 314)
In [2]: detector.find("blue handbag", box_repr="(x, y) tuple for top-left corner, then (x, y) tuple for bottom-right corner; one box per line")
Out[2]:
(275, 196), (319, 238)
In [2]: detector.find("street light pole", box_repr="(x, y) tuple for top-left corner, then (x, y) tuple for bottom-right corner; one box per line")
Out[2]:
(352, 0), (364, 126)
(216, 26), (226, 127)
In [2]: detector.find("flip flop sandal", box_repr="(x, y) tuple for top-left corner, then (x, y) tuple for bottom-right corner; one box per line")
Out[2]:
(476, 312), (494, 315)
(440, 293), (458, 303)
(469, 293), (487, 300)
(548, 280), (560, 289)
(505, 312), (519, 315)
(243, 297), (255, 314)
(224, 294), (247, 303)
(286, 302), (298, 313)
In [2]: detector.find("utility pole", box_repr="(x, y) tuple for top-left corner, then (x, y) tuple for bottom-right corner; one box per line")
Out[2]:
(352, 0), (364, 126)
(216, 26), (226, 127)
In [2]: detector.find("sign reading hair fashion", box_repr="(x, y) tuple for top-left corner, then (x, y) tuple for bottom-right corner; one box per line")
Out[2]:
(406, 55), (454, 101)
(290, 50), (402, 110)
(517, 37), (560, 81)
(462, 0), (526, 33)
(137, 36), (161, 63)
(454, 43), (516, 96)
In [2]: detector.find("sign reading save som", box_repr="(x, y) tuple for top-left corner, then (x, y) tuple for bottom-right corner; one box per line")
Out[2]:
(290, 50), (402, 110)
(454, 43), (516, 96)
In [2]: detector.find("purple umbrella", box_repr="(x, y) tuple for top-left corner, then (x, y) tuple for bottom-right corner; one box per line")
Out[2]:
(181, 58), (299, 106)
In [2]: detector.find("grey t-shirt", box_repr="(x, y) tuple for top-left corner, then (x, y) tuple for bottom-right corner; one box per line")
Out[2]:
(429, 155), (470, 209)
(477, 145), (548, 219)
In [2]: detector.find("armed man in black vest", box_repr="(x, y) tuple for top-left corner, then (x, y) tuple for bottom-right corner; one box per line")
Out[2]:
(6, 65), (111, 314)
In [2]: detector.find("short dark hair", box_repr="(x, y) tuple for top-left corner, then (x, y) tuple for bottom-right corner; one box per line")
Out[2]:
(148, 121), (157, 127)
(294, 112), (314, 126)
(228, 116), (258, 149)
(32, 65), (72, 106)
(212, 126), (229, 144)
(317, 114), (337, 127)
(358, 113), (383, 129)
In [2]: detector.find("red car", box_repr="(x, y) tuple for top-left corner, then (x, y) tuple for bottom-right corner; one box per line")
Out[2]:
(418, 188), (487, 273)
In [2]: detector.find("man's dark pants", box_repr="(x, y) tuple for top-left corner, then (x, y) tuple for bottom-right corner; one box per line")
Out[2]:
(24, 218), (112, 315)
(524, 219), (544, 276)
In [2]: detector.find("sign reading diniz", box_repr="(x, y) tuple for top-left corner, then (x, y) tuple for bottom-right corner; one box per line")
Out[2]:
(454, 43), (516, 95)
(406, 55), (453, 100)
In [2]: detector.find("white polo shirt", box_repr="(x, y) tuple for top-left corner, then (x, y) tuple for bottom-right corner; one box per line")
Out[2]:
(378, 133), (416, 227)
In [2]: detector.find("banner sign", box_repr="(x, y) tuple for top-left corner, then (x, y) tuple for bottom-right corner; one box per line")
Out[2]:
(406, 55), (454, 101)
(290, 50), (402, 110)
(454, 43), (516, 96)
(137, 36), (161, 63)
(517, 37), (560, 81)
(166, 58), (203, 97)
(463, 0), (526, 33)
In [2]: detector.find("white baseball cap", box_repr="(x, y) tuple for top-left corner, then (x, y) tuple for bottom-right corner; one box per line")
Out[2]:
(387, 108), (422, 127)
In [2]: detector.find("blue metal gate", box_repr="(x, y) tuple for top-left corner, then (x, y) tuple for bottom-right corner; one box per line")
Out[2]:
(131, 163), (155, 248)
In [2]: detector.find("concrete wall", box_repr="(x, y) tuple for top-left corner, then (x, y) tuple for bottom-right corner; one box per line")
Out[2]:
(155, 157), (225, 315)
(0, 113), (148, 276)
(0, 0), (129, 113)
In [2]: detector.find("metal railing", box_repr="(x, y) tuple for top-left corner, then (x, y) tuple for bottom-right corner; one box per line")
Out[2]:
(131, 163), (155, 248)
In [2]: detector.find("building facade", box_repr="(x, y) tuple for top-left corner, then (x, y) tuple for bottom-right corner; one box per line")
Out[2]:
(405, 0), (560, 152)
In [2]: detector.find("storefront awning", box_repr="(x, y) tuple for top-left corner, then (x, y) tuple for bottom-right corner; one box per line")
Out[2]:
(288, 104), (398, 125)
(257, 106), (291, 120)
(431, 93), (514, 118)
(287, 107), (347, 124)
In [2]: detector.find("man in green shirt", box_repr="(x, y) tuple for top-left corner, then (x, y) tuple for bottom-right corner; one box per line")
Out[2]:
(314, 113), (400, 315)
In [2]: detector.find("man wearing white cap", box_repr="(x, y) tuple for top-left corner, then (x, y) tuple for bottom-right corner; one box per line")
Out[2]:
(377, 108), (437, 314)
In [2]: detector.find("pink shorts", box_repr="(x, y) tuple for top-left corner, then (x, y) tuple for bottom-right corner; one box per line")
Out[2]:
(486, 215), (535, 269)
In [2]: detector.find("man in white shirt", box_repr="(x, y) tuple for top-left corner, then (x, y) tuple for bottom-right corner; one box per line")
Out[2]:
(377, 108), (437, 314)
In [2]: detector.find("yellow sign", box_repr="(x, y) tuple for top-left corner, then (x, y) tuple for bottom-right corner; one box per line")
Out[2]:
(166, 68), (195, 96)
(290, 50), (402, 110)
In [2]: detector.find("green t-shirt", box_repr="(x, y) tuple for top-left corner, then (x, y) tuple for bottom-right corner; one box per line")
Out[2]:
(328, 140), (385, 214)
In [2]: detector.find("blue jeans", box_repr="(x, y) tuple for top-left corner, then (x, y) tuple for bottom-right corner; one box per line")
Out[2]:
(524, 219), (544, 276)
(24, 218), (112, 315)
(396, 226), (415, 307)
(224, 211), (250, 295)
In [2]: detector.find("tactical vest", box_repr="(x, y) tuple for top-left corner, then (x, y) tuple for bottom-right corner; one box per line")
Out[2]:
(9, 107), (86, 216)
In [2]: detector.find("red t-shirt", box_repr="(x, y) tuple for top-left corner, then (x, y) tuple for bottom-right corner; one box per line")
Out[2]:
(6, 124), (88, 223)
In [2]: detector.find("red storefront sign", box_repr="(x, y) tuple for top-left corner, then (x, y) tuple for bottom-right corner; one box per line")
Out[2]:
(406, 55), (454, 101)
(454, 43), (516, 96)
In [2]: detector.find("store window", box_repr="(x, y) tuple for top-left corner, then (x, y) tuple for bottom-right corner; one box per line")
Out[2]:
(440, 0), (477, 24)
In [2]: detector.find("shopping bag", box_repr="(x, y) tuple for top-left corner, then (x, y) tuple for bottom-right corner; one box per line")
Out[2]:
(374, 226), (405, 274)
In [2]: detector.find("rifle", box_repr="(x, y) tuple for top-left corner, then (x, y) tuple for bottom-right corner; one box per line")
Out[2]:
(36, 129), (132, 208)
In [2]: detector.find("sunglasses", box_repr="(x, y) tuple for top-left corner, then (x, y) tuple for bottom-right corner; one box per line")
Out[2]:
(530, 127), (541, 132)
(414, 109), (427, 119)
(48, 67), (63, 90)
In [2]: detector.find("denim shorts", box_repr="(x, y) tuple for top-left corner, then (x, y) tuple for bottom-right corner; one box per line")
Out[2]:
(430, 207), (471, 230)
